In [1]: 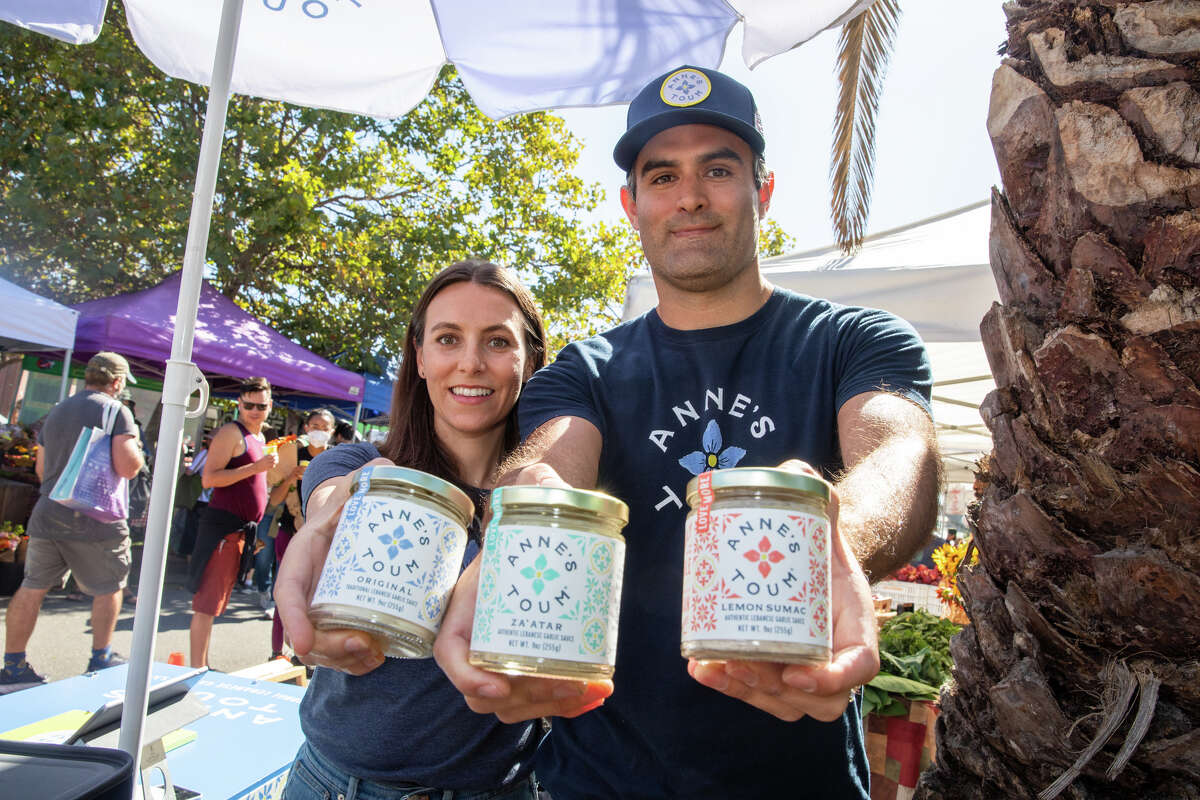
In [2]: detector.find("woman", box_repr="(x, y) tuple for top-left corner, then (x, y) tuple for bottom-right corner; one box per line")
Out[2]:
(276, 261), (547, 800)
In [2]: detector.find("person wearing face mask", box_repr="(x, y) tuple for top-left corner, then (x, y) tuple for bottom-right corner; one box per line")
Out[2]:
(263, 408), (336, 659)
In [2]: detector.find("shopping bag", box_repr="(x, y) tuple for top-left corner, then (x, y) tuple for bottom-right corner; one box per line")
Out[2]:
(49, 400), (129, 523)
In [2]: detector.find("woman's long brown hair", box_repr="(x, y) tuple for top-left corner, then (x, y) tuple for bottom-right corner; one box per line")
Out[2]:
(378, 260), (546, 510)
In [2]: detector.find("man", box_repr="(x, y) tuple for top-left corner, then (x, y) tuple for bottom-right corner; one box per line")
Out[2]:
(281, 66), (940, 796)
(433, 66), (941, 797)
(187, 377), (277, 667)
(2, 352), (145, 685)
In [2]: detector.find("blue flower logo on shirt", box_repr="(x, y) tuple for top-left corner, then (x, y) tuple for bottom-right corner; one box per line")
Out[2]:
(378, 526), (414, 560)
(678, 419), (746, 475)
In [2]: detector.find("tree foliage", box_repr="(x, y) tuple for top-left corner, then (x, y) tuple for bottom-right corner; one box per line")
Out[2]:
(0, 5), (798, 372)
(0, 4), (646, 371)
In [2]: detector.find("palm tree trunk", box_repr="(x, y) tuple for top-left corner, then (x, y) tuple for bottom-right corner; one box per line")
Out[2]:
(918, 2), (1200, 798)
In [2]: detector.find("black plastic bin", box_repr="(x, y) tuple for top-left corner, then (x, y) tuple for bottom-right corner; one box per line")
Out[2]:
(0, 740), (134, 800)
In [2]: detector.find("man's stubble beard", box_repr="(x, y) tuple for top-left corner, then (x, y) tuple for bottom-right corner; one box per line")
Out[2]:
(642, 223), (760, 296)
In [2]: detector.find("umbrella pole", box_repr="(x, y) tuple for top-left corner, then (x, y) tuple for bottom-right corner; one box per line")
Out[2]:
(57, 347), (72, 402)
(118, 0), (245, 776)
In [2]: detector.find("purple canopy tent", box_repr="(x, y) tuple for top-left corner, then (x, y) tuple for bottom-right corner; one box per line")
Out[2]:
(73, 272), (364, 403)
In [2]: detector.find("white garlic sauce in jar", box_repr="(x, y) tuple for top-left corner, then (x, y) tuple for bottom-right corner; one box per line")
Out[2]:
(681, 467), (832, 665)
(470, 485), (628, 681)
(311, 465), (474, 658)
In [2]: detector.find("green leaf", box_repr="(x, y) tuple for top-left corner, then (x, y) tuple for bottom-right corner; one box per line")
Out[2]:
(860, 684), (888, 717)
(874, 697), (912, 716)
(868, 673), (940, 700)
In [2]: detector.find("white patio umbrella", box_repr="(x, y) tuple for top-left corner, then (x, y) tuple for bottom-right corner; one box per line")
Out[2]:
(1, 0), (874, 780)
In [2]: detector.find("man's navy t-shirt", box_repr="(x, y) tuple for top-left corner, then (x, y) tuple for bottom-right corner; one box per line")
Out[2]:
(518, 289), (933, 799)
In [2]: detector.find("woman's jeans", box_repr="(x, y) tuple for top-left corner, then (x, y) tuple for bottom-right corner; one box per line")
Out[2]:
(281, 741), (540, 800)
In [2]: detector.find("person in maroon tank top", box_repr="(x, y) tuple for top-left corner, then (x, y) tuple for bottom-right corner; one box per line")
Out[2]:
(188, 376), (279, 667)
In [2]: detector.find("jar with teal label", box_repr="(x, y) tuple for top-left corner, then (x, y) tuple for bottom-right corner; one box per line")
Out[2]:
(469, 485), (628, 680)
(682, 467), (832, 665)
(311, 465), (474, 658)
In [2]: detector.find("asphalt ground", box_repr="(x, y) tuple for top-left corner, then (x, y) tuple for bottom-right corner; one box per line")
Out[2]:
(0, 541), (280, 685)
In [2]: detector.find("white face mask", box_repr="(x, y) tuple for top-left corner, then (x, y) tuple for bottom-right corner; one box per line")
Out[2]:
(306, 429), (332, 447)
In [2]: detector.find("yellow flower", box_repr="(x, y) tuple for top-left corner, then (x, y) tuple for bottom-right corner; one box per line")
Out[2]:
(932, 537), (978, 611)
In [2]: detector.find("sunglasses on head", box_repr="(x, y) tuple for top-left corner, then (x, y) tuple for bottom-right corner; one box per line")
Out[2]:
(241, 401), (269, 411)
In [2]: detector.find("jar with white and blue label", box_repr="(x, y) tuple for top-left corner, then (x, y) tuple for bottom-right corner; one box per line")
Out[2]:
(311, 465), (474, 658)
(469, 485), (628, 681)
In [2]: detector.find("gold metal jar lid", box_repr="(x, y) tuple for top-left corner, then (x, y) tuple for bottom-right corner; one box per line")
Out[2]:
(355, 465), (475, 527)
(491, 485), (629, 525)
(685, 467), (831, 506)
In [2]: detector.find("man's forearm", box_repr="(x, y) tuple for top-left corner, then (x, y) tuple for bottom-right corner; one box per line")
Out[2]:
(493, 417), (601, 490)
(836, 432), (941, 582)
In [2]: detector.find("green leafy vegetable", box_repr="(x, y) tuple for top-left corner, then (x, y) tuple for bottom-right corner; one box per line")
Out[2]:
(862, 610), (962, 717)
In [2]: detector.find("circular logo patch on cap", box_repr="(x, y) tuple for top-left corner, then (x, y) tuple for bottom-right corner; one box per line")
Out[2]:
(660, 68), (711, 107)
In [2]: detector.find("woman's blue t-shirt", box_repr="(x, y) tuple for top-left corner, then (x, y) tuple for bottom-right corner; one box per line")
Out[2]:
(298, 442), (538, 789)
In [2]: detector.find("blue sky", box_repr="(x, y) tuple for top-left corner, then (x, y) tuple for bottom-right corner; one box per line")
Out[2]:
(559, 0), (1006, 250)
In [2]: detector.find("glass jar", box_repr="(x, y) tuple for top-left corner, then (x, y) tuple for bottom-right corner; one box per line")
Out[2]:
(681, 467), (832, 665)
(311, 465), (474, 658)
(470, 486), (628, 681)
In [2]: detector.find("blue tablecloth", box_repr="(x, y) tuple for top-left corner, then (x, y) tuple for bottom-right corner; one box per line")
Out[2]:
(0, 663), (307, 799)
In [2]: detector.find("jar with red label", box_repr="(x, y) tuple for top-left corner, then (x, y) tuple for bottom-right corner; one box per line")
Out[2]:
(682, 467), (832, 665)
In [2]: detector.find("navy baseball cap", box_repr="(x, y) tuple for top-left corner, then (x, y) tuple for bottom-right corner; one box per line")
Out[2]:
(613, 65), (765, 172)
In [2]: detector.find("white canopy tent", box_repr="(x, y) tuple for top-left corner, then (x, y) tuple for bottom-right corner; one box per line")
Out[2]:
(622, 200), (998, 484)
(0, 276), (81, 403)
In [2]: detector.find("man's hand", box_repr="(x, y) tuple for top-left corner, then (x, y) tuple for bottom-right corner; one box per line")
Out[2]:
(256, 451), (280, 473)
(432, 557), (612, 722)
(688, 458), (879, 722)
(274, 457), (392, 675)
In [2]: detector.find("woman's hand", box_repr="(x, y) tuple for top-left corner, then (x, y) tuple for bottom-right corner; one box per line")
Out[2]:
(274, 457), (394, 675)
